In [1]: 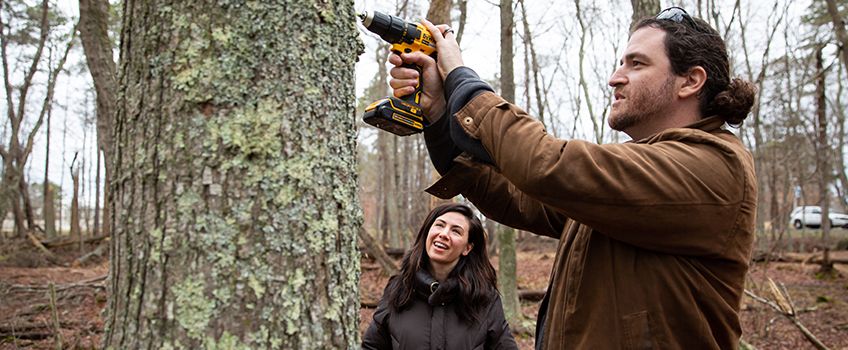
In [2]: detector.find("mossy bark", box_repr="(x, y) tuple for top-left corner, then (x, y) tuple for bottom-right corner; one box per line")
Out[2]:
(103, 0), (364, 348)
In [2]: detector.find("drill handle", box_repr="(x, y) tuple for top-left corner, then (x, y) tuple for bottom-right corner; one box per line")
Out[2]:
(398, 61), (423, 107)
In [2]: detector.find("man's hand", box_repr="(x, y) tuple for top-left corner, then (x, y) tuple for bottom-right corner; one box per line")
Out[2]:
(420, 19), (464, 81)
(388, 20), (465, 124)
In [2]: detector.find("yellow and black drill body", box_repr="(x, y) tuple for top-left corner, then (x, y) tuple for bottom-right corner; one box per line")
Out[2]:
(359, 11), (437, 136)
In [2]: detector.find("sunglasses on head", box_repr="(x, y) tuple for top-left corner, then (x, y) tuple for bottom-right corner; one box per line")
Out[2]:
(656, 7), (700, 31)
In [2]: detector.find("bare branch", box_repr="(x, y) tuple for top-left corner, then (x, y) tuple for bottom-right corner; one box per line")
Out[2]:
(22, 24), (78, 165)
(744, 289), (831, 350)
(14, 0), (52, 135)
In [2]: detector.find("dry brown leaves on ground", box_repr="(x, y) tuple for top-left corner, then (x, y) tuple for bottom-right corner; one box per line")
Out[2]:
(2, 236), (847, 349)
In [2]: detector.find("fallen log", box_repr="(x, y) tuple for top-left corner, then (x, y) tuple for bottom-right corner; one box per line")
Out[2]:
(358, 229), (399, 276)
(751, 252), (848, 264)
(0, 322), (80, 334)
(361, 298), (379, 309)
(41, 234), (109, 248)
(72, 244), (108, 266)
(8, 275), (106, 293)
(0, 332), (53, 340)
(518, 289), (547, 302)
(360, 247), (406, 259)
(27, 231), (54, 257)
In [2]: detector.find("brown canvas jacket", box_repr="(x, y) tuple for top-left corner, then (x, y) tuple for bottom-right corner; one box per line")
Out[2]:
(427, 92), (757, 350)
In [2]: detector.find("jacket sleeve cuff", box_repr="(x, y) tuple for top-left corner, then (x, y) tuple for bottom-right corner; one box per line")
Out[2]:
(425, 161), (482, 199)
(443, 67), (496, 165)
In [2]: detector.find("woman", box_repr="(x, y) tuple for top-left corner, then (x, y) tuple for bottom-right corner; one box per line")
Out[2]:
(362, 203), (518, 350)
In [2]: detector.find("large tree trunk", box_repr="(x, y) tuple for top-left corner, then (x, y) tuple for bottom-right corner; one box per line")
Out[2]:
(103, 1), (363, 348)
(78, 0), (116, 239)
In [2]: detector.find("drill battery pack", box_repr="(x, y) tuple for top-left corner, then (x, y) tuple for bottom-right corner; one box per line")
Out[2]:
(363, 96), (426, 136)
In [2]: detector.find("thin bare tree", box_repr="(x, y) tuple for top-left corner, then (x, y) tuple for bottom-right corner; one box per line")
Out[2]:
(814, 45), (832, 267)
(518, 0), (548, 131)
(497, 0), (529, 336)
(78, 0), (116, 239)
(1, 0), (75, 238)
(737, 0), (788, 235)
(823, 0), (848, 73)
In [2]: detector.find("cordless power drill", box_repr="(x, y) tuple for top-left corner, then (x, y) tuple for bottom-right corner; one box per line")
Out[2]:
(359, 11), (437, 136)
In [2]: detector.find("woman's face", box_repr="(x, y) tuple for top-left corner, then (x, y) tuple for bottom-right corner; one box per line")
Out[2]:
(425, 211), (474, 269)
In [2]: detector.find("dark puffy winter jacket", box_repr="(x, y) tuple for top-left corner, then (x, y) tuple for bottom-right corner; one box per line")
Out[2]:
(361, 270), (518, 350)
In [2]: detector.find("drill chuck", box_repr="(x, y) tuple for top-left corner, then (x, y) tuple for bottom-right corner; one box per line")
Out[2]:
(359, 11), (415, 44)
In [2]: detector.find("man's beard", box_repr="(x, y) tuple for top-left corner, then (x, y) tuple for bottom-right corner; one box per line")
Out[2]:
(609, 74), (677, 133)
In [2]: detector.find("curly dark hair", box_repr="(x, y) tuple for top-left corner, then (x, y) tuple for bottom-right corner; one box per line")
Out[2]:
(387, 202), (498, 324)
(632, 15), (757, 126)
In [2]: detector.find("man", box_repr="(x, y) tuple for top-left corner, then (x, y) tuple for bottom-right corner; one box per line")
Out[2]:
(389, 7), (757, 350)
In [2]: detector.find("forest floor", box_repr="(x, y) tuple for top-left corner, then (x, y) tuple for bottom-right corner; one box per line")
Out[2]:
(1, 233), (847, 350)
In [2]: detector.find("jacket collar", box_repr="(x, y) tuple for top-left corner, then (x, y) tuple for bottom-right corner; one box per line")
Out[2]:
(414, 268), (458, 306)
(687, 115), (726, 133)
(637, 115), (726, 143)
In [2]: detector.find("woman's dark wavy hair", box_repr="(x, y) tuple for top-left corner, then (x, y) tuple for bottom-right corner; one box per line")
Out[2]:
(632, 15), (758, 126)
(387, 202), (498, 324)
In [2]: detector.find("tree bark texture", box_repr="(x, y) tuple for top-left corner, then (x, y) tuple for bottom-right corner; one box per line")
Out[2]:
(104, 0), (364, 348)
(425, 0), (452, 25)
(630, 0), (661, 28)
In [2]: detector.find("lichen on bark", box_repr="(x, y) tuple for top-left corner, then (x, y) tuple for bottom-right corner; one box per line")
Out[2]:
(105, 0), (365, 348)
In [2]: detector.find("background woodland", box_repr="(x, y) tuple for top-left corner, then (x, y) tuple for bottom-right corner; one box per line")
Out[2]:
(1, 0), (848, 348)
